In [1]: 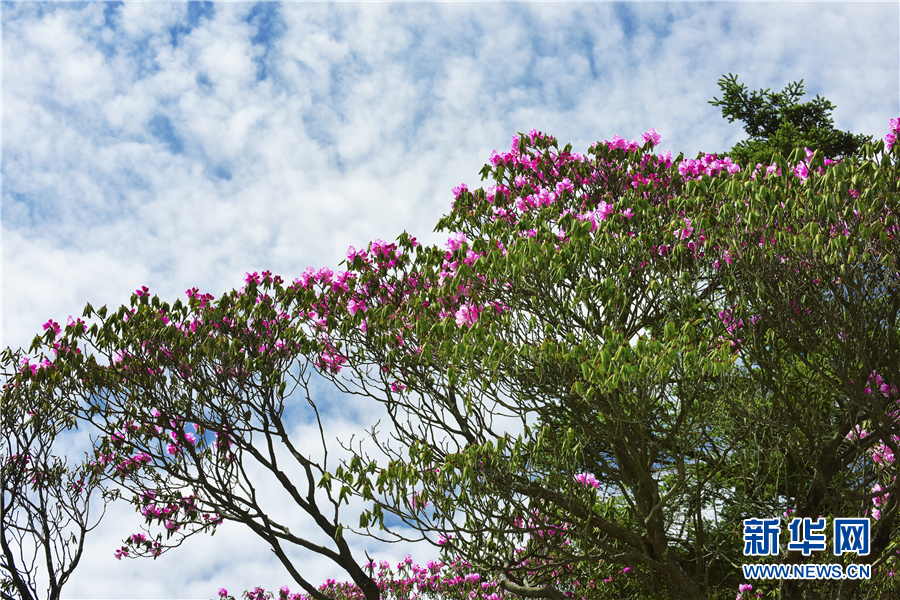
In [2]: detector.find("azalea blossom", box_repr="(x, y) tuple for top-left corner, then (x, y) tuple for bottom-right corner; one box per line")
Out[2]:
(574, 472), (600, 489)
(347, 298), (366, 316)
(445, 232), (467, 252)
(675, 218), (694, 240)
(642, 128), (661, 147)
(454, 303), (478, 327)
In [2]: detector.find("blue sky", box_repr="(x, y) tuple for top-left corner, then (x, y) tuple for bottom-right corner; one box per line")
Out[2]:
(2, 1), (898, 598)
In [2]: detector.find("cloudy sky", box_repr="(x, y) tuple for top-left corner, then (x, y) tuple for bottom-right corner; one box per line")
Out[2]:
(2, 1), (898, 599)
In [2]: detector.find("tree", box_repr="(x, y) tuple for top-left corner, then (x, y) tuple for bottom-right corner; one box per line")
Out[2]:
(0, 289), (384, 600)
(696, 143), (900, 600)
(3, 122), (899, 600)
(1, 361), (116, 600)
(317, 140), (743, 599)
(321, 131), (900, 599)
(708, 73), (874, 170)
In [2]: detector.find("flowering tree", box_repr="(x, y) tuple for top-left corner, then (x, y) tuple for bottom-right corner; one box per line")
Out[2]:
(0, 286), (384, 600)
(1, 369), (116, 600)
(311, 125), (900, 600)
(300, 134), (743, 600)
(692, 137), (900, 600)
(2, 119), (899, 600)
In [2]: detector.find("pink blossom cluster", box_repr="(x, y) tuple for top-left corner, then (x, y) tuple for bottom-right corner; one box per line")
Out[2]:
(216, 550), (635, 600)
(574, 472), (600, 489)
(842, 369), (900, 520)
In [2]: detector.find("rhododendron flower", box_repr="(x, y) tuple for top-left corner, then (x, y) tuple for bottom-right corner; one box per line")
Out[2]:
(596, 201), (615, 222)
(886, 118), (899, 150)
(455, 303), (478, 327)
(676, 218), (694, 240)
(872, 444), (895, 464)
(346, 245), (362, 262)
(574, 472), (600, 489)
(845, 425), (869, 443)
(347, 298), (366, 316)
(872, 483), (890, 507)
(43, 319), (61, 338)
(452, 183), (469, 199)
(642, 128), (661, 147)
(370, 239), (390, 257)
(609, 135), (632, 151)
(315, 267), (333, 285)
(445, 232), (467, 252)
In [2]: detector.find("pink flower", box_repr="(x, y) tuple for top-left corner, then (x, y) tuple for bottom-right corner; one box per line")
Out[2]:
(846, 425), (868, 445)
(660, 150), (673, 167)
(43, 319), (61, 338)
(294, 267), (315, 289)
(574, 472), (600, 489)
(347, 298), (366, 316)
(676, 218), (694, 240)
(370, 239), (390, 258)
(642, 128), (661, 147)
(315, 267), (333, 286)
(597, 201), (615, 222)
(609, 135), (630, 150)
(332, 270), (352, 292)
(873, 484), (890, 507)
(445, 232), (467, 252)
(455, 303), (478, 327)
(873, 444), (895, 464)
(886, 118), (899, 150)
(555, 178), (574, 196)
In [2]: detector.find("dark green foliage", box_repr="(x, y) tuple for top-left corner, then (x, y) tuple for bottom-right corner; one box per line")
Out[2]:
(708, 73), (874, 168)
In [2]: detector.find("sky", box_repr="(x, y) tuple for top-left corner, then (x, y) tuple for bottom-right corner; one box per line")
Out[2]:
(1, 1), (898, 599)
